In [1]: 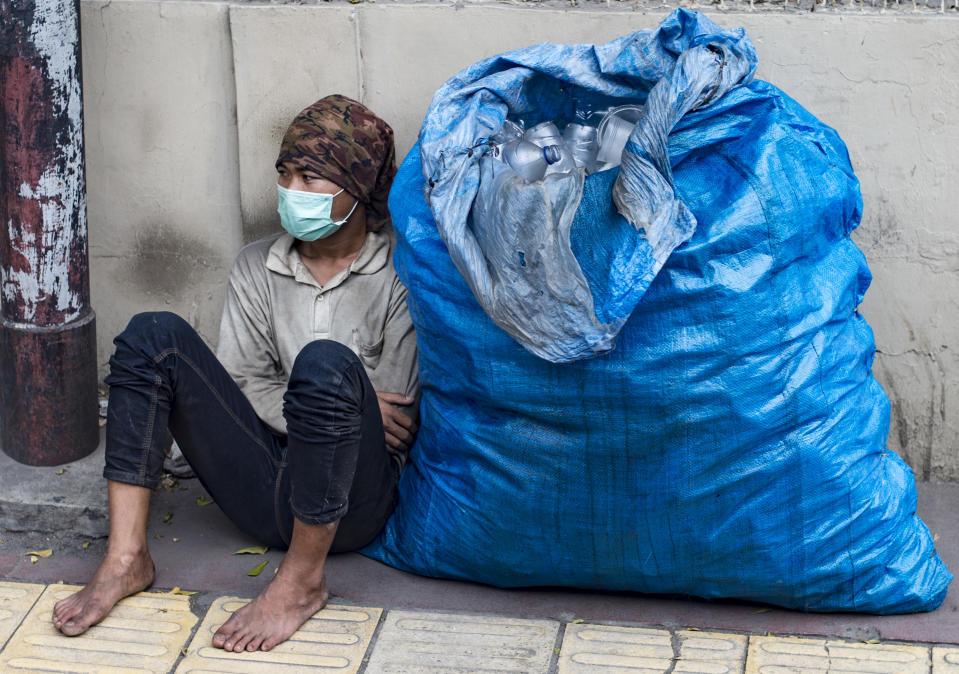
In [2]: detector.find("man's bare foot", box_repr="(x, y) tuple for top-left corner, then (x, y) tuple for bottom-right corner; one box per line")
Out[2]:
(52, 548), (155, 636)
(212, 565), (329, 652)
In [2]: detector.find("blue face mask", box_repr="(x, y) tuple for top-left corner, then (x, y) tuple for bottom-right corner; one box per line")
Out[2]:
(276, 184), (359, 241)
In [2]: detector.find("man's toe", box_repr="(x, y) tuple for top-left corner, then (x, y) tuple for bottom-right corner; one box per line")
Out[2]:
(231, 632), (254, 652)
(60, 620), (84, 637)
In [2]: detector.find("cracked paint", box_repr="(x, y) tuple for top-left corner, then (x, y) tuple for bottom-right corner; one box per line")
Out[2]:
(1, 0), (88, 326)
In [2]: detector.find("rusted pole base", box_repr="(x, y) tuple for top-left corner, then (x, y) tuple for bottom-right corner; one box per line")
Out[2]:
(0, 311), (99, 466)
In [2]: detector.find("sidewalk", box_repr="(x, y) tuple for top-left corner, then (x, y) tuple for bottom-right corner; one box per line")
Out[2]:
(0, 436), (956, 672)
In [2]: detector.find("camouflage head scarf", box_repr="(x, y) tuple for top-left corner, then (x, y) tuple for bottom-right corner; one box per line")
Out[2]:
(276, 95), (396, 231)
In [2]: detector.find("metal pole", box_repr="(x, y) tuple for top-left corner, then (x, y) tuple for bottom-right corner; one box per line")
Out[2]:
(0, 0), (99, 465)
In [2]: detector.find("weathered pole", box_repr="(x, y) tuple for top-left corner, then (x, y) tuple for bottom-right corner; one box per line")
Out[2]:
(0, 0), (99, 465)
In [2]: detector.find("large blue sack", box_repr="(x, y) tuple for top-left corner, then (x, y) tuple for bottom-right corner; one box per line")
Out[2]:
(362, 9), (952, 612)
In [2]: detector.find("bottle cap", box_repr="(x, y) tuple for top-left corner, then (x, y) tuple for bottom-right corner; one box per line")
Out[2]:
(542, 145), (561, 164)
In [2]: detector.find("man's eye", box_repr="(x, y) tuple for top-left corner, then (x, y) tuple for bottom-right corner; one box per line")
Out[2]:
(303, 174), (320, 182)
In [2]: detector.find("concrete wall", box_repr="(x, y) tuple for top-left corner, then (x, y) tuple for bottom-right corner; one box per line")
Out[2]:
(79, 1), (959, 481)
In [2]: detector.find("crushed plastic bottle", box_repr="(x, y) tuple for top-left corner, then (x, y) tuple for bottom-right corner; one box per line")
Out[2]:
(491, 119), (524, 145)
(595, 105), (644, 167)
(562, 123), (599, 171)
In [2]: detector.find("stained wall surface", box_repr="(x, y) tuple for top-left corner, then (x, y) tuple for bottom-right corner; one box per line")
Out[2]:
(78, 1), (959, 480)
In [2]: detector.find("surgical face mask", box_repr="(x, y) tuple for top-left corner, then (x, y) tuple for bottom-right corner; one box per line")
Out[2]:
(276, 184), (359, 241)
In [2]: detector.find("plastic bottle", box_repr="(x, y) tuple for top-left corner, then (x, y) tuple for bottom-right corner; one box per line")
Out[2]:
(595, 105), (644, 167)
(524, 121), (563, 147)
(523, 122), (576, 176)
(490, 119), (524, 145)
(495, 139), (563, 183)
(562, 123), (599, 171)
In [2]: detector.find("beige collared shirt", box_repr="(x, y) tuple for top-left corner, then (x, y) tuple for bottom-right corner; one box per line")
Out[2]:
(216, 228), (419, 435)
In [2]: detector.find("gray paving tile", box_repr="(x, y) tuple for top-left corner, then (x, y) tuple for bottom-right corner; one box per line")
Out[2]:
(559, 623), (746, 673)
(746, 635), (930, 674)
(364, 609), (560, 673)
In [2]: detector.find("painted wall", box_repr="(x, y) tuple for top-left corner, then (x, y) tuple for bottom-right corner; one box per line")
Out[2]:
(79, 1), (959, 480)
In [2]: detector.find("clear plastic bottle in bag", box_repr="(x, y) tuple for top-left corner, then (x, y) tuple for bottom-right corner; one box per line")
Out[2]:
(493, 139), (563, 183)
(490, 119), (524, 145)
(595, 105), (644, 168)
(562, 123), (599, 171)
(523, 122), (576, 175)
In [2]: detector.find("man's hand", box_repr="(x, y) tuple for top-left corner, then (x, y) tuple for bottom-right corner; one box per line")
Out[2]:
(376, 392), (418, 453)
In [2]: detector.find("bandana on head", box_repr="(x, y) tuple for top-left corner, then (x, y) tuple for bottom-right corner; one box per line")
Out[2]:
(276, 95), (397, 231)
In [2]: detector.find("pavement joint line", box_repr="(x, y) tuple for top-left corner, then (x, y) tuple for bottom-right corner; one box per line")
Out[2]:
(0, 581), (45, 652)
(355, 606), (389, 674)
(0, 583), (956, 673)
(548, 619), (569, 674)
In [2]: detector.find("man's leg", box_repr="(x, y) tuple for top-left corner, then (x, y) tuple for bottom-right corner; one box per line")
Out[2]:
(53, 312), (286, 636)
(213, 518), (337, 652)
(52, 482), (154, 635)
(212, 340), (399, 652)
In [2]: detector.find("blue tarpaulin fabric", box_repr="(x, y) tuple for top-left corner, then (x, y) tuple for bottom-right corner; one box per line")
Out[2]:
(361, 9), (952, 613)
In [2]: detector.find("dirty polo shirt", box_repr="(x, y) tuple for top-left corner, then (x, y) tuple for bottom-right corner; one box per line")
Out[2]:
(216, 228), (419, 437)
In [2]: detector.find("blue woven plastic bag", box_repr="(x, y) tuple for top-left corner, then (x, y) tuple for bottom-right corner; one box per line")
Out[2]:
(362, 9), (952, 612)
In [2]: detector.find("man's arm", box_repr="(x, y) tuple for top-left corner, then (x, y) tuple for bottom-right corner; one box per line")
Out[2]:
(373, 276), (420, 453)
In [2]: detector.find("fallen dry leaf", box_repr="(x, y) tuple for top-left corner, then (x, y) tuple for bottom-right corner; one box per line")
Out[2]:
(571, 619), (584, 624)
(862, 638), (881, 645)
(170, 587), (197, 596)
(55, 468), (67, 475)
(163, 512), (173, 524)
(98, 418), (107, 427)
(25, 549), (52, 558)
(196, 496), (214, 506)
(687, 627), (701, 632)
(753, 608), (772, 614)
(248, 561), (269, 577)
(81, 541), (91, 549)
(233, 546), (268, 555)
(29, 556), (38, 564)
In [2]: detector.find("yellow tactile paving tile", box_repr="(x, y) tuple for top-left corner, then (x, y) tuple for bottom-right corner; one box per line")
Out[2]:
(0, 584), (197, 673)
(934, 646), (959, 673)
(363, 609), (560, 673)
(0, 582), (45, 649)
(558, 623), (746, 674)
(746, 635), (931, 674)
(175, 596), (380, 673)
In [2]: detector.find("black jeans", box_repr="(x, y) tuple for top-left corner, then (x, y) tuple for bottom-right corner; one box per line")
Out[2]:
(102, 312), (399, 552)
